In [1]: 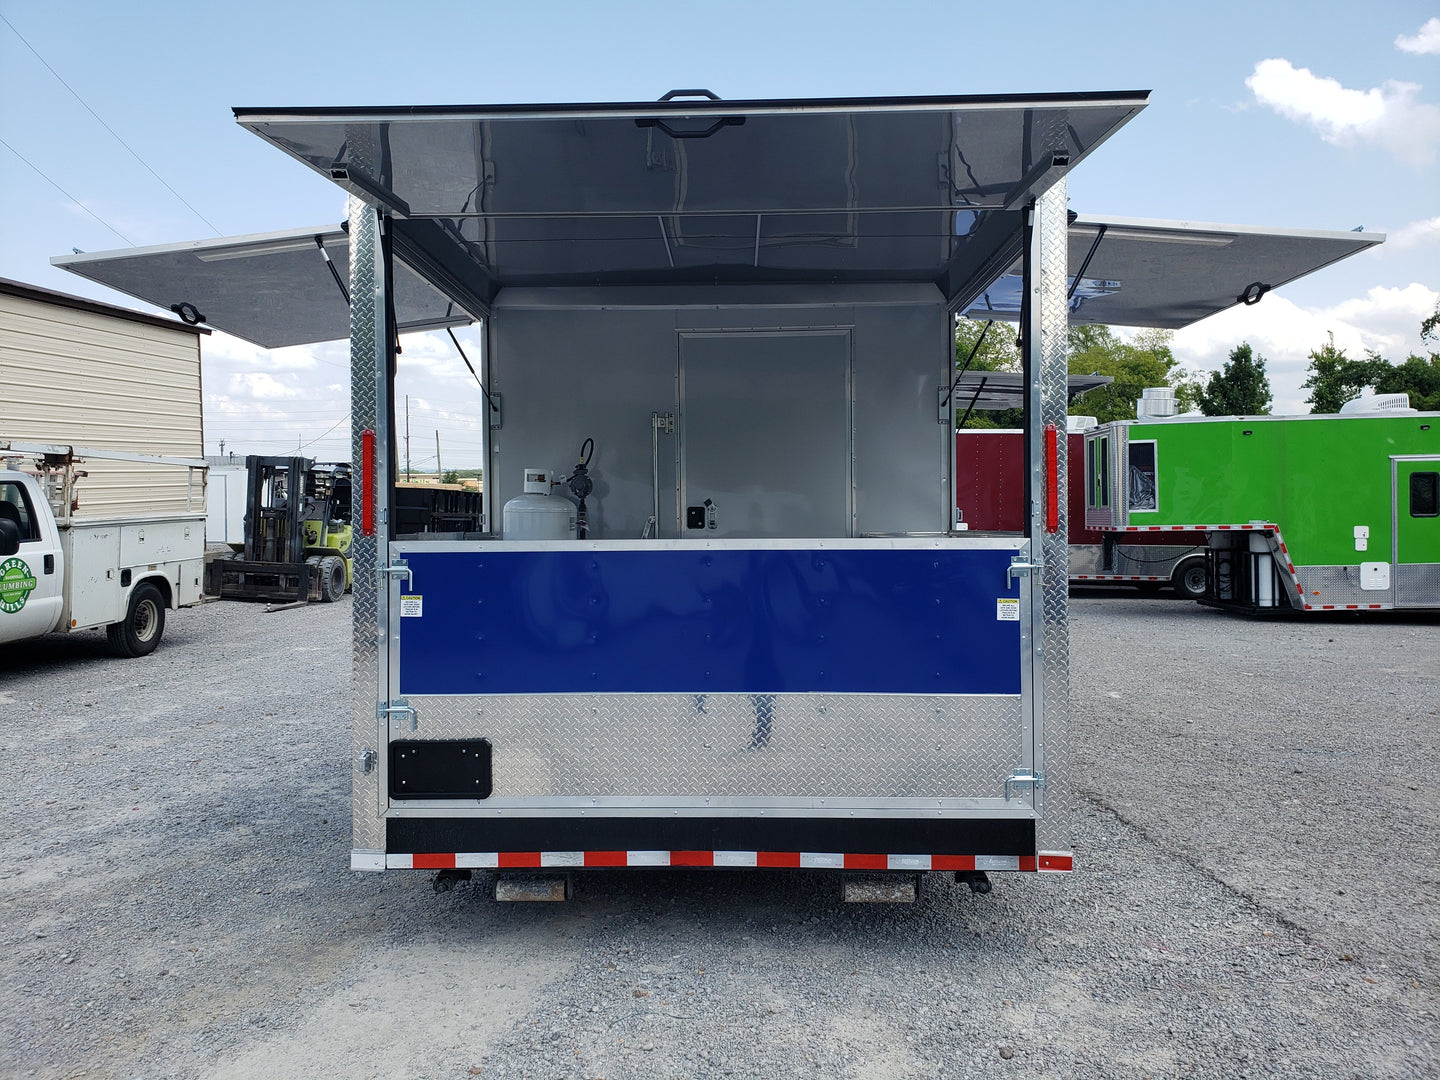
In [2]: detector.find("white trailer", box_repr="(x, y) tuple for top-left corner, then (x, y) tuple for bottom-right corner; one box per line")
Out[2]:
(0, 442), (207, 654)
(54, 91), (1381, 896)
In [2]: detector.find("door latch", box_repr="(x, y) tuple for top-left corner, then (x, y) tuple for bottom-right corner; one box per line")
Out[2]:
(377, 560), (412, 587)
(1004, 771), (1044, 801)
(378, 699), (417, 731)
(358, 748), (376, 774)
(1008, 556), (1043, 584)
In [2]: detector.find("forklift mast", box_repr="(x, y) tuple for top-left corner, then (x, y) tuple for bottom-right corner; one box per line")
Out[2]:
(243, 456), (312, 565)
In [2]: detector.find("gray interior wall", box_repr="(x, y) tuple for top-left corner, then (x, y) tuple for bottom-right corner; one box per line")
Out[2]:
(488, 286), (948, 538)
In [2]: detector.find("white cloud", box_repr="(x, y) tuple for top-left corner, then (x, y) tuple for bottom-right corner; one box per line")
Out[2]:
(1169, 283), (1438, 414)
(1397, 17), (1440, 55)
(229, 372), (302, 400)
(1387, 214), (1440, 249)
(1246, 58), (1440, 165)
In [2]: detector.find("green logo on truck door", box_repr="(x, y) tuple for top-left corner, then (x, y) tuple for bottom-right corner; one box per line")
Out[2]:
(0, 558), (38, 614)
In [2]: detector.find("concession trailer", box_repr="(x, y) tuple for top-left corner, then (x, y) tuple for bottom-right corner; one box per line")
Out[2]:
(53, 90), (1382, 896)
(1083, 402), (1440, 613)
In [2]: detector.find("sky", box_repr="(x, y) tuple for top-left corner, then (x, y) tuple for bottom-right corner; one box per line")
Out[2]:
(1, 0), (1437, 467)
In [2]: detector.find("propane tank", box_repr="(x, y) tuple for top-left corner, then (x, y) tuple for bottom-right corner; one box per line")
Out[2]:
(503, 468), (577, 539)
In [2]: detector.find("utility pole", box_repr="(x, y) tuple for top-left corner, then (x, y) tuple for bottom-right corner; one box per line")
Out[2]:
(218, 438), (225, 458)
(405, 395), (411, 481)
(435, 430), (443, 482)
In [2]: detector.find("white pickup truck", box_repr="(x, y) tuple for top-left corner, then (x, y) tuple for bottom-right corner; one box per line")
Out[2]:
(0, 442), (207, 656)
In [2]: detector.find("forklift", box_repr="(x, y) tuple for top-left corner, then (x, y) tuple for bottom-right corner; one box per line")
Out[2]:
(205, 456), (352, 603)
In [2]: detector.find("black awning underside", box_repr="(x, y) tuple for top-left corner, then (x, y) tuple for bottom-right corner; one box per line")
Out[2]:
(234, 93), (1150, 308)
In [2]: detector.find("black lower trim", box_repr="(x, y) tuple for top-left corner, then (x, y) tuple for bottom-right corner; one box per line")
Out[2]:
(386, 816), (1035, 857)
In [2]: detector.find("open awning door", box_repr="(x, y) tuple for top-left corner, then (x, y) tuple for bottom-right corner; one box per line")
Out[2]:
(961, 216), (1383, 328)
(51, 226), (476, 348)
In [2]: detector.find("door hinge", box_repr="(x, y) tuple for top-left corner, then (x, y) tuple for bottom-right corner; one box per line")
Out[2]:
(378, 698), (417, 731)
(377, 559), (412, 587)
(1004, 771), (1044, 801)
(1008, 555), (1043, 584)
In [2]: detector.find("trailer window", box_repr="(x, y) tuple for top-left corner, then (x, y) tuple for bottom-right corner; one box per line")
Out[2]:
(0, 482), (40, 542)
(1087, 436), (1109, 508)
(1128, 441), (1157, 511)
(1412, 472), (1439, 517)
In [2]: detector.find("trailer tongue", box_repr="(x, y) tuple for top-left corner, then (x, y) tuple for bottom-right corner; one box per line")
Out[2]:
(53, 91), (1382, 897)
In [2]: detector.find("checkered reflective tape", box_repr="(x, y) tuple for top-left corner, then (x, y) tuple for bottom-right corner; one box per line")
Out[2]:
(385, 850), (1074, 872)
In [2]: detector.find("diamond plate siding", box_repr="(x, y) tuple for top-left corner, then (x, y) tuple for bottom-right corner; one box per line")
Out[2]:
(349, 197), (385, 854)
(394, 693), (1022, 801)
(1397, 563), (1440, 607)
(1294, 565), (1388, 608)
(1033, 178), (1072, 854)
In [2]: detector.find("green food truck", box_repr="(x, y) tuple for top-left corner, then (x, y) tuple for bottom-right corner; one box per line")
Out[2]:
(1083, 398), (1440, 612)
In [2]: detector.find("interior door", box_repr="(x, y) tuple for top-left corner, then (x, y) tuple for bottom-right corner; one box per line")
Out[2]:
(1395, 456), (1440, 608)
(679, 331), (852, 539)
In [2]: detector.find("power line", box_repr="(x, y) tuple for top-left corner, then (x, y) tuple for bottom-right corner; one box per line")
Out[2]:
(0, 12), (222, 237)
(0, 135), (135, 245)
(296, 413), (351, 451)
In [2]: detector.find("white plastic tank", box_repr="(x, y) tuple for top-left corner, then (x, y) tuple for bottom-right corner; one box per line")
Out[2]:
(503, 468), (577, 539)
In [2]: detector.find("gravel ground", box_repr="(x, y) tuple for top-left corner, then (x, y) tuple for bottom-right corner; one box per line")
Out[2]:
(1, 592), (1436, 1079)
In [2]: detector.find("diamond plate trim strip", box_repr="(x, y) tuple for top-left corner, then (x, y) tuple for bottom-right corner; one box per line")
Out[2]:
(392, 693), (1023, 801)
(349, 196), (385, 854)
(1033, 177), (1071, 855)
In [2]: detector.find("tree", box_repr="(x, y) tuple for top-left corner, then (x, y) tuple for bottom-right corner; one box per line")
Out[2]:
(1197, 343), (1273, 416)
(1300, 334), (1389, 413)
(1301, 324), (1438, 413)
(1065, 325), (1191, 423)
(442, 469), (460, 485)
(1374, 353), (1440, 411)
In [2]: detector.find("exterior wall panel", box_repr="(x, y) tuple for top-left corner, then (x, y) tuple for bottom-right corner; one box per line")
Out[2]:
(0, 290), (205, 517)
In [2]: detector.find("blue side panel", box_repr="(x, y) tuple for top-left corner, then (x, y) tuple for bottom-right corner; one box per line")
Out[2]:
(398, 548), (1022, 696)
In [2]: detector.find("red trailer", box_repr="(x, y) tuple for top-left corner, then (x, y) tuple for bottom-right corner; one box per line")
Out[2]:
(954, 427), (1208, 597)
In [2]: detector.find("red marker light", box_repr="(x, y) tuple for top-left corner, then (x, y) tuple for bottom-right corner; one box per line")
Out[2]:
(360, 428), (376, 537)
(1044, 423), (1059, 533)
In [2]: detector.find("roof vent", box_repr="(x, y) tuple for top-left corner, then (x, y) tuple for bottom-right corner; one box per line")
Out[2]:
(1339, 393), (1415, 415)
(1135, 387), (1177, 418)
(1066, 415), (1098, 433)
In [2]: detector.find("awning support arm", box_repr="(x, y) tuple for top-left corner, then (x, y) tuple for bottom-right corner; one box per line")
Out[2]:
(943, 319), (995, 410)
(445, 327), (500, 417)
(1068, 224), (1107, 300)
(957, 377), (988, 429)
(315, 234), (350, 305)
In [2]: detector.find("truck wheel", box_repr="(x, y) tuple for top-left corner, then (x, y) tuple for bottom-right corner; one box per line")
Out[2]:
(1173, 559), (1208, 600)
(318, 555), (347, 603)
(107, 582), (166, 657)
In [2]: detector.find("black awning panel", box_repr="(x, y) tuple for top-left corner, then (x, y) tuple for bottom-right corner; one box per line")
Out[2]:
(236, 94), (1148, 299)
(962, 217), (1384, 328)
(52, 227), (472, 348)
